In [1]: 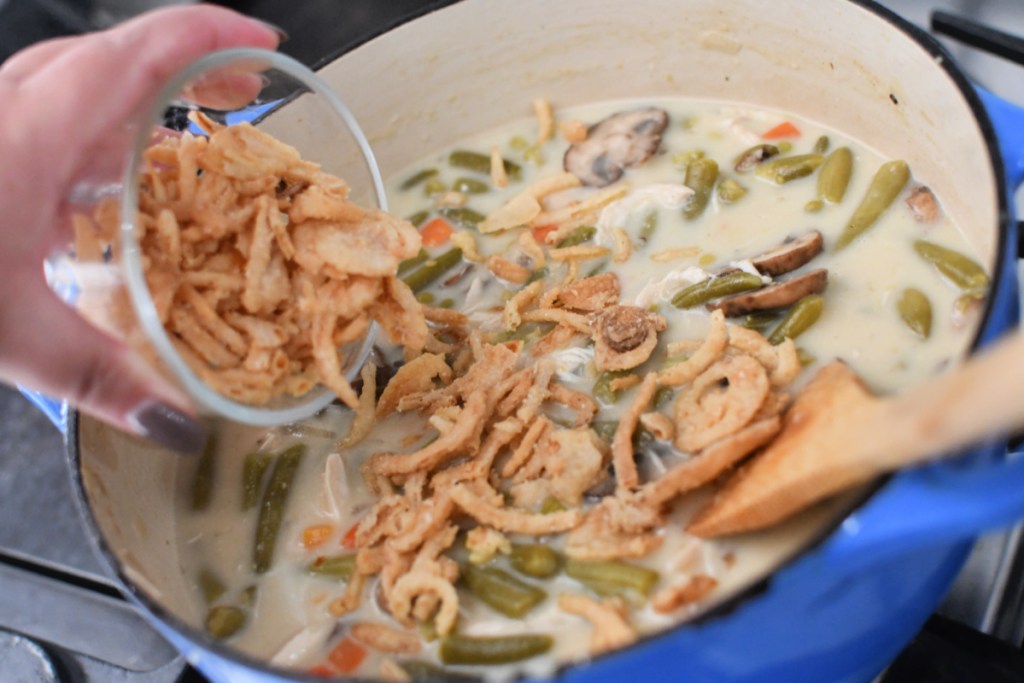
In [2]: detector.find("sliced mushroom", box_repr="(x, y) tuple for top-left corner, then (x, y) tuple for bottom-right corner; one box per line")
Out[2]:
(749, 230), (824, 276)
(591, 305), (667, 371)
(564, 108), (669, 187)
(708, 269), (828, 317)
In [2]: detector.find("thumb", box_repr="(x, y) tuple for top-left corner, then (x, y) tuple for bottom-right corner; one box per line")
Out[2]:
(1, 279), (205, 453)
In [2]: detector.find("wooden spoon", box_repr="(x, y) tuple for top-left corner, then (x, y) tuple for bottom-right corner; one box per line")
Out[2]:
(687, 330), (1024, 538)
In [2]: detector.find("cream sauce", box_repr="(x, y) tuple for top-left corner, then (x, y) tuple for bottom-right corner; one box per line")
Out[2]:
(173, 97), (985, 680)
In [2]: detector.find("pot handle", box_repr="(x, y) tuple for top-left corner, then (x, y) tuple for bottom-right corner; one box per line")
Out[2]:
(18, 388), (66, 434)
(818, 443), (1024, 574)
(977, 87), (1024, 189)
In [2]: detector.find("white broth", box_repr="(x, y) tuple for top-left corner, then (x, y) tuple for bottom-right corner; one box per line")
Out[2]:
(173, 97), (987, 680)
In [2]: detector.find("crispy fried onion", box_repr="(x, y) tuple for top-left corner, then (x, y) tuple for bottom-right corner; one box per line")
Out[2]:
(509, 427), (609, 507)
(673, 354), (770, 453)
(338, 362), (377, 448)
(659, 310), (728, 386)
(651, 574), (719, 614)
(558, 595), (637, 655)
(350, 622), (422, 655)
(566, 492), (664, 560)
(451, 481), (583, 535)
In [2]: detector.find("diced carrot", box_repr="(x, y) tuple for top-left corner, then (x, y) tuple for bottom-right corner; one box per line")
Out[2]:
(302, 524), (334, 549)
(532, 224), (557, 243)
(307, 664), (337, 677)
(341, 521), (360, 549)
(420, 217), (454, 247)
(762, 121), (801, 139)
(327, 637), (367, 674)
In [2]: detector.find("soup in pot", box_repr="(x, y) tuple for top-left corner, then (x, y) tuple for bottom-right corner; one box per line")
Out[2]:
(174, 97), (989, 680)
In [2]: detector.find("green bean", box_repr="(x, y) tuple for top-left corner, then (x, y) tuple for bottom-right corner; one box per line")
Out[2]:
(777, 141), (794, 154)
(241, 452), (272, 511)
(755, 153), (824, 184)
(767, 294), (825, 345)
(733, 144), (779, 173)
(397, 248), (429, 276)
(637, 211), (658, 245)
(399, 168), (438, 191)
(449, 149), (521, 180)
(671, 149), (705, 168)
(671, 272), (763, 309)
(813, 135), (831, 154)
(525, 267), (550, 285)
(252, 444), (305, 574)
(307, 554), (356, 580)
(461, 565), (547, 618)
(835, 160), (910, 250)
(565, 559), (659, 596)
(453, 177), (490, 194)
(406, 211), (429, 228)
(191, 433), (217, 512)
(593, 370), (630, 404)
(740, 311), (782, 332)
(440, 634), (553, 665)
(913, 240), (990, 293)
(716, 177), (747, 203)
(197, 567), (226, 604)
(510, 544), (562, 578)
(817, 147), (853, 204)
(439, 207), (485, 229)
(682, 158), (719, 220)
(591, 421), (617, 442)
(540, 496), (567, 515)
(401, 247), (464, 293)
(398, 660), (478, 682)
(423, 177), (447, 196)
(205, 605), (246, 640)
(897, 287), (932, 339)
(524, 146), (544, 166)
(556, 225), (597, 248)
(653, 386), (675, 409)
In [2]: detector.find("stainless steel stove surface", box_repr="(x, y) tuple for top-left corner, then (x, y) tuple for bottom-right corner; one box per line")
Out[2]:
(1, 1), (1023, 682)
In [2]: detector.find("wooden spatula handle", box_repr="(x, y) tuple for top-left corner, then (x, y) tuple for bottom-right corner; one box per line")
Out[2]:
(871, 330), (1024, 470)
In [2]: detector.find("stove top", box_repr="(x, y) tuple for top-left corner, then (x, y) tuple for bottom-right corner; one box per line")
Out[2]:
(0, 1), (1023, 681)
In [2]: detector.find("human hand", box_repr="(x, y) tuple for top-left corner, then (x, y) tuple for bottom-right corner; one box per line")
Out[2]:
(0, 6), (282, 452)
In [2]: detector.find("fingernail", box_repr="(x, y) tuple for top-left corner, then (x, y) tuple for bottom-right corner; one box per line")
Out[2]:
(131, 402), (206, 454)
(253, 18), (289, 44)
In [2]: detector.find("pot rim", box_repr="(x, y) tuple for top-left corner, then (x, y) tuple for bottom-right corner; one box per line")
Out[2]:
(65, 1), (1014, 680)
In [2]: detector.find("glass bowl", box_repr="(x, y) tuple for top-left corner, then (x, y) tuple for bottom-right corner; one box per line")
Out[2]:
(115, 48), (383, 425)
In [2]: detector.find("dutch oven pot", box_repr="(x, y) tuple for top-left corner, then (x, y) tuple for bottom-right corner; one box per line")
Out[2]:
(30, 0), (1024, 681)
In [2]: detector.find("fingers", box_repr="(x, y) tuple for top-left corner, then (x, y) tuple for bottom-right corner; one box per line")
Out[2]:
(0, 35), (78, 84)
(0, 279), (205, 453)
(20, 5), (281, 187)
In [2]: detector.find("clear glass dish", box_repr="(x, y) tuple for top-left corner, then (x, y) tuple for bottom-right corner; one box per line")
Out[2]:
(110, 48), (383, 425)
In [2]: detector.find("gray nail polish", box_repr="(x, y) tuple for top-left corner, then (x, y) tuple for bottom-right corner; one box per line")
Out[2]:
(253, 19), (289, 44)
(133, 402), (206, 454)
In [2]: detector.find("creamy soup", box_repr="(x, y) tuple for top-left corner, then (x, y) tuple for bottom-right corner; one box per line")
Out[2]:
(174, 98), (988, 680)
